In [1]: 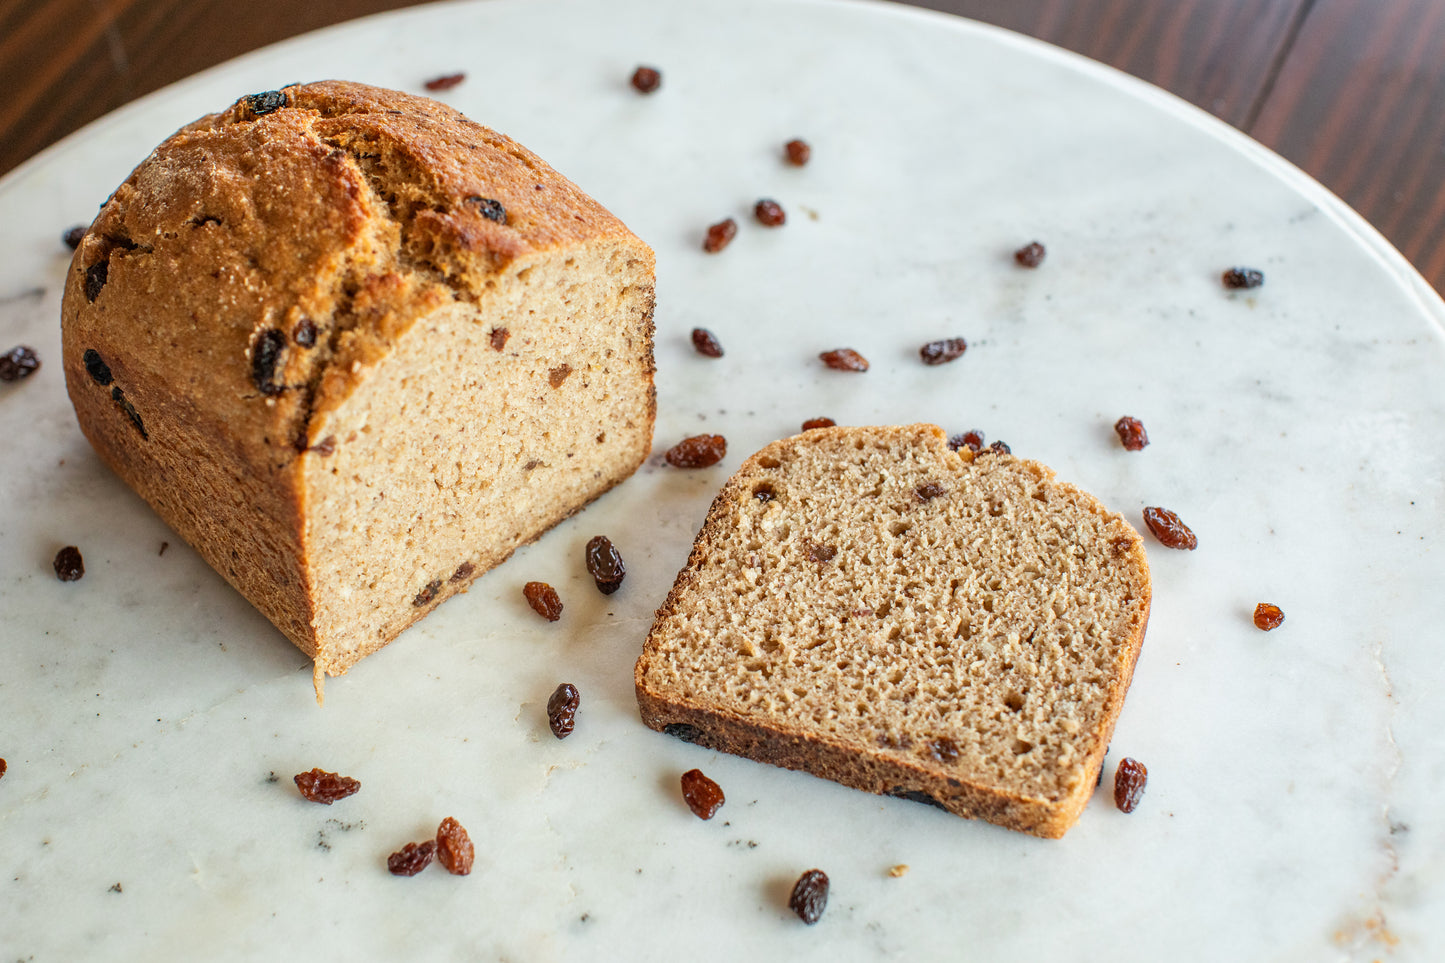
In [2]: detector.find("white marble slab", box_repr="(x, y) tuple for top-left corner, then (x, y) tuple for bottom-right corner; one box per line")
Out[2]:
(1, 0), (1442, 959)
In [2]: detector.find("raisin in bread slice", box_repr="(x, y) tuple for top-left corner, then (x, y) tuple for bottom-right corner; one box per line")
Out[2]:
(61, 81), (655, 685)
(635, 424), (1150, 838)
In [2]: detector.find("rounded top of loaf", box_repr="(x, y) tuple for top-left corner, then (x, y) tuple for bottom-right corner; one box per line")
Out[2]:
(61, 80), (652, 464)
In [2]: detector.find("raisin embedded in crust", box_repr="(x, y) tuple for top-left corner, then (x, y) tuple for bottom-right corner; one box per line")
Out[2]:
(466, 196), (507, 224)
(84, 260), (108, 302)
(244, 90), (288, 116)
(251, 328), (287, 395)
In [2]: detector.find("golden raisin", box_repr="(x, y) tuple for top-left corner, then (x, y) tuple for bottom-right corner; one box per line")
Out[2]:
(435, 817), (475, 875)
(524, 581), (563, 621)
(1253, 603), (1285, 630)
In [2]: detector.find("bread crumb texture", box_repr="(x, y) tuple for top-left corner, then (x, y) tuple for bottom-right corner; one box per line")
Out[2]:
(61, 81), (656, 676)
(636, 425), (1150, 837)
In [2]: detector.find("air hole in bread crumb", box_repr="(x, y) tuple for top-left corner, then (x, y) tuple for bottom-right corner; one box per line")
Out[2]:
(888, 521), (911, 536)
(1004, 692), (1024, 712)
(1012, 739), (1034, 755)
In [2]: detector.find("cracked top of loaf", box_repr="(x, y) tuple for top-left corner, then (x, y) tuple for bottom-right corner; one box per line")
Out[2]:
(62, 80), (645, 466)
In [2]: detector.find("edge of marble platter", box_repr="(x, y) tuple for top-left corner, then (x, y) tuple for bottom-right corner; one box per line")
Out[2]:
(2, 1), (1443, 961)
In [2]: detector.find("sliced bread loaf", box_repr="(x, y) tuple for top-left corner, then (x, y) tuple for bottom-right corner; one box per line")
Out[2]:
(635, 424), (1150, 837)
(61, 81), (656, 683)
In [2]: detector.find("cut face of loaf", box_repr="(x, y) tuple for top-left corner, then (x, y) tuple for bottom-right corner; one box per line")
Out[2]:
(60, 81), (656, 678)
(635, 425), (1151, 838)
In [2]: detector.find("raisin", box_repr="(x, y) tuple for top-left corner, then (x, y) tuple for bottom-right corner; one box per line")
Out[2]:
(680, 769), (725, 820)
(919, 338), (967, 365)
(547, 683), (580, 738)
(789, 869), (829, 924)
(691, 327), (724, 358)
(62, 225), (85, 250)
(0, 758), (6, 781)
(310, 436), (337, 456)
(387, 840), (436, 876)
(1142, 506), (1197, 550)
(523, 581), (563, 621)
(549, 364), (572, 388)
(663, 722), (703, 742)
(466, 196), (507, 224)
(983, 440), (1011, 455)
(753, 484), (775, 503)
(785, 139), (811, 166)
(490, 327), (509, 350)
(413, 579), (443, 607)
(293, 768), (361, 804)
(948, 429), (984, 453)
(755, 199), (786, 227)
(111, 387), (147, 439)
(631, 66), (662, 93)
(703, 218), (737, 253)
(888, 788), (948, 811)
(1253, 603), (1285, 631)
(802, 417), (835, 431)
(450, 561), (474, 583)
(819, 348), (868, 371)
(666, 434), (726, 468)
(245, 90), (287, 115)
(1222, 267), (1264, 289)
(424, 72), (466, 91)
(251, 328), (286, 395)
(84, 259), (108, 302)
(1014, 241), (1046, 267)
(292, 319), (317, 348)
(1114, 757), (1147, 813)
(0, 346), (40, 382)
(585, 536), (626, 595)
(1114, 416), (1149, 451)
(435, 817), (474, 875)
(916, 482), (946, 501)
(806, 542), (837, 564)
(53, 546), (84, 582)
(929, 738), (960, 762)
(82, 348), (113, 385)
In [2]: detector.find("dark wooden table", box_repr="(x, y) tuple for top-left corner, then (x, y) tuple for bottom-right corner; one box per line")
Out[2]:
(4, 0), (1442, 294)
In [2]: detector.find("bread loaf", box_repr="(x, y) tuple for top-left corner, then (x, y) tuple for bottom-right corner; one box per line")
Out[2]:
(61, 81), (656, 682)
(635, 425), (1150, 837)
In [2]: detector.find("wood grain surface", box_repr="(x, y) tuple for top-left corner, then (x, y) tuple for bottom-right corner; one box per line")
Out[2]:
(4, 0), (1442, 293)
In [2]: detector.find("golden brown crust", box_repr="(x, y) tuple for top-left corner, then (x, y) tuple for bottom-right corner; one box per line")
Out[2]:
(635, 424), (1152, 838)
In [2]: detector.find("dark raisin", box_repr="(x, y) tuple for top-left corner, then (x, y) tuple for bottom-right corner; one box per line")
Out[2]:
(293, 768), (361, 804)
(53, 546), (84, 581)
(663, 722), (704, 743)
(802, 417), (835, 431)
(1222, 267), (1264, 289)
(1114, 416), (1149, 451)
(789, 869), (830, 925)
(245, 90), (287, 116)
(62, 225), (86, 250)
(0, 346), (40, 382)
(785, 139), (811, 166)
(753, 484), (775, 503)
(948, 429), (984, 453)
(435, 817), (474, 875)
(983, 440), (1011, 455)
(1014, 241), (1046, 267)
(523, 581), (563, 621)
(666, 434), (727, 468)
(490, 327), (510, 350)
(1253, 603), (1285, 631)
(916, 482), (946, 501)
(251, 328), (286, 395)
(82, 348), (113, 385)
(806, 542), (837, 564)
(755, 199), (786, 227)
(887, 787), (948, 811)
(929, 738), (960, 762)
(424, 72), (466, 91)
(450, 561), (475, 583)
(465, 196), (507, 224)
(387, 840), (436, 876)
(413, 579), (443, 607)
(680, 769), (726, 819)
(0, 758), (6, 781)
(819, 348), (868, 371)
(585, 536), (626, 595)
(1114, 757), (1147, 813)
(548, 364), (573, 388)
(1142, 506), (1197, 550)
(111, 387), (147, 439)
(703, 218), (737, 253)
(691, 327), (724, 358)
(919, 338), (967, 365)
(547, 683), (580, 738)
(631, 66), (662, 93)
(84, 259), (108, 302)
(292, 319), (318, 348)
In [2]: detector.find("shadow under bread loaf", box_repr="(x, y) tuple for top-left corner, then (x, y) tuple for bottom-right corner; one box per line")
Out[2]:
(636, 424), (1150, 838)
(60, 81), (656, 692)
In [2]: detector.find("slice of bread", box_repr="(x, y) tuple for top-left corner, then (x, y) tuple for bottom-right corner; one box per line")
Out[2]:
(61, 81), (656, 682)
(635, 424), (1150, 837)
